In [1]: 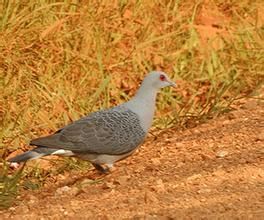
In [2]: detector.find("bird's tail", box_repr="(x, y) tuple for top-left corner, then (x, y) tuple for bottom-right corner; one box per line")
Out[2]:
(8, 147), (74, 163)
(7, 150), (46, 163)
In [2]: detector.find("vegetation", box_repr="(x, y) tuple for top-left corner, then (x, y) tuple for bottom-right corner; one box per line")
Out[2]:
(0, 0), (263, 209)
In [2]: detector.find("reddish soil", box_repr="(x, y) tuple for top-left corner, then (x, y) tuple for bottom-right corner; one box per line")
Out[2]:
(1, 96), (263, 219)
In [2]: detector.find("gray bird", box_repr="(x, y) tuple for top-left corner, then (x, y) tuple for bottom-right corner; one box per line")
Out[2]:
(8, 71), (176, 173)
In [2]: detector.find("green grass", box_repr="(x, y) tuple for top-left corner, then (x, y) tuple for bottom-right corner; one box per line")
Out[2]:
(0, 161), (25, 209)
(0, 0), (263, 208)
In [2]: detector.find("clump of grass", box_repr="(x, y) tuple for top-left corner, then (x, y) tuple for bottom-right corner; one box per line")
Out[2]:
(0, 0), (263, 209)
(20, 157), (90, 190)
(0, 162), (24, 209)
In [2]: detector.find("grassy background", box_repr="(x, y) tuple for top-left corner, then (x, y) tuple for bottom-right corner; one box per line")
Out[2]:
(0, 0), (263, 208)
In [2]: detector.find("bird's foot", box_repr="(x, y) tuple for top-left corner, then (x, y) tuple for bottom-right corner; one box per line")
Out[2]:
(92, 163), (112, 174)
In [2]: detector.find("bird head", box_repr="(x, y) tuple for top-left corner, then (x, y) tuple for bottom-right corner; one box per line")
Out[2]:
(142, 71), (176, 89)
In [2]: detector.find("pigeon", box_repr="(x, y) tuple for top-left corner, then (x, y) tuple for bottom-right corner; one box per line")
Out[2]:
(8, 71), (176, 173)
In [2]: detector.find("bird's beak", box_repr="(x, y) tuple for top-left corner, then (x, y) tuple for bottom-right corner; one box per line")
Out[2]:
(168, 80), (177, 88)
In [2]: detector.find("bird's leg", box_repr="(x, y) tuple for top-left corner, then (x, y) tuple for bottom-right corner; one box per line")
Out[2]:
(92, 163), (110, 174)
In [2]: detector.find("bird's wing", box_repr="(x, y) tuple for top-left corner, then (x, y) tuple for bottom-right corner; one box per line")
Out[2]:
(30, 107), (146, 155)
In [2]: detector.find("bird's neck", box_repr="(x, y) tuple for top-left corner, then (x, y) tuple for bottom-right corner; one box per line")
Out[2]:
(124, 85), (158, 132)
(134, 84), (157, 105)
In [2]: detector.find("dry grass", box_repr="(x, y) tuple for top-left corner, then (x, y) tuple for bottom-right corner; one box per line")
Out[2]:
(0, 0), (263, 209)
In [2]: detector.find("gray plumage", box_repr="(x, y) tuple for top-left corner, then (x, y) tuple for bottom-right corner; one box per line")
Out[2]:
(8, 71), (176, 173)
(31, 106), (146, 155)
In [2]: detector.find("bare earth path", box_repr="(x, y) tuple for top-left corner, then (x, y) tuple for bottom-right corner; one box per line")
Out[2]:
(2, 98), (264, 219)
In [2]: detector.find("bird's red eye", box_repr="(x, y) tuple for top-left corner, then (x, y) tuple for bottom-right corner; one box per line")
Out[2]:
(160, 74), (166, 81)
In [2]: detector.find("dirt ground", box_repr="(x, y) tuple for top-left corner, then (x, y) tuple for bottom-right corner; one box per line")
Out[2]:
(1, 96), (263, 219)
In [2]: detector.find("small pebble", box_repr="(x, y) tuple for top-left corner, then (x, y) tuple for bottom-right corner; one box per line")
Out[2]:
(216, 150), (229, 158)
